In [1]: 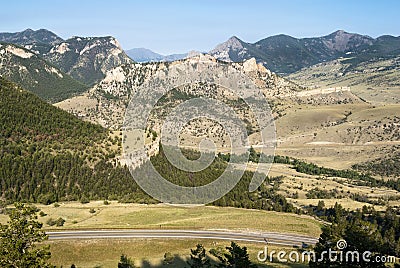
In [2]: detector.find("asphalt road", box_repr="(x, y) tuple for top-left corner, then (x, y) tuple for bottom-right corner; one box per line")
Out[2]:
(47, 229), (318, 247)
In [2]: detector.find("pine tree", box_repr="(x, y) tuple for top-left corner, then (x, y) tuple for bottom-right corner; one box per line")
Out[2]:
(211, 241), (256, 268)
(118, 254), (136, 268)
(0, 203), (53, 267)
(187, 244), (211, 268)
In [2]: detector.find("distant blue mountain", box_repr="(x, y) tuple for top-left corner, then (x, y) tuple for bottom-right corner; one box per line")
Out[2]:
(126, 47), (187, 62)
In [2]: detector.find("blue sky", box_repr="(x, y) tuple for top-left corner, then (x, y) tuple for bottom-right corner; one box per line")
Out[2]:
(1, 0), (399, 54)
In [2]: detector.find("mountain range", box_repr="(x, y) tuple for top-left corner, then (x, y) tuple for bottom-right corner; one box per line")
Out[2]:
(0, 28), (399, 104)
(209, 30), (400, 74)
(122, 30), (400, 75)
(0, 28), (62, 47)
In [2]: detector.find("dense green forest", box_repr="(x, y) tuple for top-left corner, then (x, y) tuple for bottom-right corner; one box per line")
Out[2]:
(0, 78), (152, 204)
(0, 78), (105, 143)
(148, 145), (296, 212)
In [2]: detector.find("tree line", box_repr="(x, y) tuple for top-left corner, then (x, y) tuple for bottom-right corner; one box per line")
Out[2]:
(309, 203), (400, 267)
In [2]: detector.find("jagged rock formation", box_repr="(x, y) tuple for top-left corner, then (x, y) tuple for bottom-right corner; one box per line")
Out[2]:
(0, 42), (87, 102)
(0, 29), (133, 85)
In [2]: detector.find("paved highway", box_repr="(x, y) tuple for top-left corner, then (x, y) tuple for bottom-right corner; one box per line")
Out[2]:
(47, 229), (318, 247)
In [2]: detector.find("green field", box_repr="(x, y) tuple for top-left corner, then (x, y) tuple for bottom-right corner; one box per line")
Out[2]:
(0, 202), (322, 237)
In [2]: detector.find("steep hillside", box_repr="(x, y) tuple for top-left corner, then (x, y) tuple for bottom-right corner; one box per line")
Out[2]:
(54, 54), (371, 173)
(0, 77), (296, 211)
(0, 78), (105, 142)
(0, 28), (63, 55)
(0, 77), (151, 204)
(0, 29), (133, 85)
(56, 55), (365, 132)
(44, 36), (133, 85)
(254, 34), (325, 73)
(56, 56), (303, 129)
(0, 42), (88, 102)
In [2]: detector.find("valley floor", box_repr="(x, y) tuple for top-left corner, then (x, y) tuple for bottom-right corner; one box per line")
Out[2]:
(0, 202), (322, 237)
(0, 202), (319, 267)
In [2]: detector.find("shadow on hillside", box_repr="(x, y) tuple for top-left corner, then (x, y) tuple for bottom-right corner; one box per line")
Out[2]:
(140, 256), (186, 268)
(138, 255), (308, 268)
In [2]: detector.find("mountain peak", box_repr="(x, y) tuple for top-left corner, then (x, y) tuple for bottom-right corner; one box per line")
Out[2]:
(0, 28), (63, 46)
(210, 36), (245, 55)
(228, 35), (241, 41)
(208, 34), (256, 64)
(331, 29), (348, 36)
(323, 30), (373, 52)
(226, 35), (244, 45)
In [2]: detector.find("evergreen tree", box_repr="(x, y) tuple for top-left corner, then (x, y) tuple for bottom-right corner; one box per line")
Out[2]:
(118, 254), (136, 268)
(310, 212), (387, 267)
(0, 203), (53, 267)
(211, 241), (257, 268)
(187, 244), (211, 268)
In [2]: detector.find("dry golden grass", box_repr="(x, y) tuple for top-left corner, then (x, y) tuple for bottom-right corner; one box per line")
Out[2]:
(286, 57), (400, 105)
(0, 202), (317, 267)
(175, 102), (400, 170)
(47, 238), (307, 268)
(0, 203), (322, 237)
(265, 163), (400, 211)
(272, 103), (400, 169)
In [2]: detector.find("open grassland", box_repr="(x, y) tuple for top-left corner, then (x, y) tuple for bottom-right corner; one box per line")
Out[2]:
(248, 163), (400, 210)
(247, 162), (400, 210)
(47, 238), (307, 268)
(286, 56), (400, 105)
(273, 103), (400, 169)
(275, 103), (400, 144)
(0, 202), (322, 237)
(275, 144), (398, 170)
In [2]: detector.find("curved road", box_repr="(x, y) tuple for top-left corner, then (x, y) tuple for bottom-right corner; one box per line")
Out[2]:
(47, 229), (318, 247)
